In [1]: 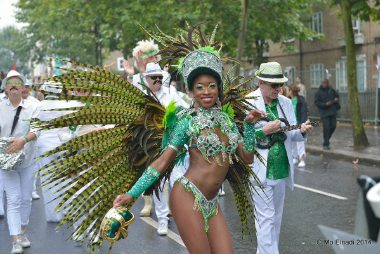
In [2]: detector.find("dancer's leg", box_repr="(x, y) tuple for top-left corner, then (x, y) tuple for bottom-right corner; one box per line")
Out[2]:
(207, 207), (233, 254)
(170, 183), (211, 254)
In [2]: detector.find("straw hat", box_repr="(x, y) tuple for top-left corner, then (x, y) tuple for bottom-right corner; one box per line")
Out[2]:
(1, 70), (27, 90)
(256, 62), (288, 83)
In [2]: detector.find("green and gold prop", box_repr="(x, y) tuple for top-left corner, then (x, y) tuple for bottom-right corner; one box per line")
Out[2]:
(100, 207), (135, 244)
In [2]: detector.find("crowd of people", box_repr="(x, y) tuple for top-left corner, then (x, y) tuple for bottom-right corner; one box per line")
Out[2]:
(0, 35), (333, 254)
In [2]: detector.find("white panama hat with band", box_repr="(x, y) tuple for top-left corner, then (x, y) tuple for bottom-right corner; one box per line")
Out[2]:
(1, 70), (27, 90)
(255, 62), (288, 84)
(143, 62), (163, 77)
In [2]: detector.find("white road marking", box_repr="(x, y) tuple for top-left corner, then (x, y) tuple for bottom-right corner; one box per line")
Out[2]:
(140, 217), (186, 247)
(297, 168), (313, 173)
(294, 184), (348, 200)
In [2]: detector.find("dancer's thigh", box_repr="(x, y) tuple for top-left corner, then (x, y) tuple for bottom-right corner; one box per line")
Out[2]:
(170, 183), (211, 254)
(208, 207), (233, 254)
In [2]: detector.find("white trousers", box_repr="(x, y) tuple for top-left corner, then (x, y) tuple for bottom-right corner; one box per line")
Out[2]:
(292, 141), (306, 161)
(37, 146), (66, 222)
(0, 164), (35, 236)
(253, 180), (286, 254)
(169, 160), (188, 189)
(153, 181), (170, 222)
(0, 176), (4, 215)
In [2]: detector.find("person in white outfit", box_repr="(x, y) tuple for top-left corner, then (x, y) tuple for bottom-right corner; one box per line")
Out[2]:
(246, 62), (313, 254)
(288, 84), (308, 168)
(0, 70), (40, 254)
(22, 82), (41, 200)
(0, 91), (6, 217)
(142, 62), (188, 235)
(123, 40), (166, 220)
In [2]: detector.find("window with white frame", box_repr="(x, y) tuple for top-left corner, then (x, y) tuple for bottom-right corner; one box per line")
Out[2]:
(352, 19), (361, 34)
(311, 12), (323, 34)
(284, 66), (296, 85)
(336, 59), (347, 91)
(335, 55), (367, 92)
(310, 64), (325, 88)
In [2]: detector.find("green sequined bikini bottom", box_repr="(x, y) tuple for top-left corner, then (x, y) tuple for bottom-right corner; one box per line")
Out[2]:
(176, 176), (219, 232)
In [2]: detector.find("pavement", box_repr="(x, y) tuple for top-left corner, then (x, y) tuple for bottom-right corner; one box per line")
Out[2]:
(306, 123), (380, 167)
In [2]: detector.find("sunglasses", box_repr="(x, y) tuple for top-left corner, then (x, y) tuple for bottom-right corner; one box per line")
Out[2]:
(6, 80), (24, 86)
(268, 83), (284, 89)
(149, 76), (163, 80)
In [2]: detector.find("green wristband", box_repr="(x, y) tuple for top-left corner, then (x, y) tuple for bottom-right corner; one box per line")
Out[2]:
(243, 121), (256, 152)
(127, 166), (160, 199)
(23, 136), (29, 143)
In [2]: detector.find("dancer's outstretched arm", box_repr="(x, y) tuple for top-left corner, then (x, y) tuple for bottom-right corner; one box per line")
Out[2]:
(113, 148), (177, 207)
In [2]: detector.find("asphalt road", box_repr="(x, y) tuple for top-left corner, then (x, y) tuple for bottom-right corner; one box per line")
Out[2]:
(1, 154), (379, 254)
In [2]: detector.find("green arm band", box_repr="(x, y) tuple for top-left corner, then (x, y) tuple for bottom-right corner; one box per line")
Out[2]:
(126, 166), (160, 199)
(255, 128), (266, 139)
(243, 121), (256, 152)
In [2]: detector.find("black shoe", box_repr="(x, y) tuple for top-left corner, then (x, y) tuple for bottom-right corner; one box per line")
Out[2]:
(323, 145), (330, 150)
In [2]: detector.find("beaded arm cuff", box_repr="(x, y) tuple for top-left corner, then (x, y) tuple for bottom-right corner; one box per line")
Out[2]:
(243, 121), (256, 152)
(255, 128), (266, 139)
(126, 166), (160, 199)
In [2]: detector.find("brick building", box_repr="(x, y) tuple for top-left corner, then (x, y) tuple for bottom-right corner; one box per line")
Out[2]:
(267, 4), (380, 122)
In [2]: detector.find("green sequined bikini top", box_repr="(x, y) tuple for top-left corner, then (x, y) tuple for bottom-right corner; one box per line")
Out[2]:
(168, 106), (242, 165)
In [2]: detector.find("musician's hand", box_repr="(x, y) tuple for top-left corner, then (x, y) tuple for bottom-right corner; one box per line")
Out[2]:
(300, 120), (313, 134)
(245, 109), (266, 123)
(113, 194), (133, 208)
(325, 100), (333, 106)
(263, 120), (282, 135)
(6, 138), (26, 154)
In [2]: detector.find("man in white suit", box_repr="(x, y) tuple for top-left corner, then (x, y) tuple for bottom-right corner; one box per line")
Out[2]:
(246, 62), (313, 254)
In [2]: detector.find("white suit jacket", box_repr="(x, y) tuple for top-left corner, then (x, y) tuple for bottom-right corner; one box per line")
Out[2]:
(246, 88), (304, 190)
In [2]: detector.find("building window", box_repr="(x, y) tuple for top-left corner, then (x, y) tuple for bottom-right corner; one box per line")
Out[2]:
(352, 19), (361, 34)
(284, 66), (296, 86)
(310, 64), (325, 88)
(335, 55), (367, 92)
(311, 12), (323, 34)
(336, 59), (347, 91)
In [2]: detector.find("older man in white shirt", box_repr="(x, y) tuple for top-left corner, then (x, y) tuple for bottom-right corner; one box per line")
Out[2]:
(137, 63), (187, 235)
(0, 70), (40, 254)
(246, 62), (313, 254)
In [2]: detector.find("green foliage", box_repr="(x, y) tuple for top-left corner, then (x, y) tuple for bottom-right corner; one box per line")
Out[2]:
(0, 26), (32, 74)
(16, 0), (320, 67)
(331, 0), (380, 21)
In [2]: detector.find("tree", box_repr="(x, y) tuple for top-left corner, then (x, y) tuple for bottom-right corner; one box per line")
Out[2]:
(16, 0), (320, 70)
(331, 0), (380, 147)
(16, 0), (115, 65)
(0, 26), (32, 75)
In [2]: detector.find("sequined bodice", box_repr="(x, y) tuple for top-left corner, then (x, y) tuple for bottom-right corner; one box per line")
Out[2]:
(168, 107), (242, 165)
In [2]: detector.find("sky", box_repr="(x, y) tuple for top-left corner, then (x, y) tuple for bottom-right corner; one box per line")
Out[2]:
(0, 0), (24, 29)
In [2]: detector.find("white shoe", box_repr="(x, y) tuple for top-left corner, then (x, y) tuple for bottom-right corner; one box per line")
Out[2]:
(140, 196), (153, 217)
(157, 219), (168, 236)
(19, 233), (31, 248)
(11, 241), (23, 254)
(31, 192), (40, 200)
(298, 160), (306, 168)
(293, 158), (298, 165)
